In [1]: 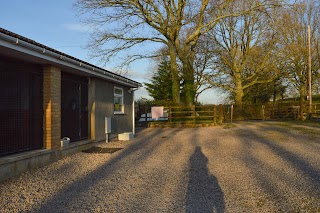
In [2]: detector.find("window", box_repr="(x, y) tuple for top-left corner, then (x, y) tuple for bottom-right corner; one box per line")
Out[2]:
(114, 87), (124, 113)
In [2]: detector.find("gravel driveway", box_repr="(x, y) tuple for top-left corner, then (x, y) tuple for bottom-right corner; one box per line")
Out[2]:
(1, 121), (320, 212)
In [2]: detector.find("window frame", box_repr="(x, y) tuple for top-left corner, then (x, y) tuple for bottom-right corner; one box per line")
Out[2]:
(114, 87), (124, 114)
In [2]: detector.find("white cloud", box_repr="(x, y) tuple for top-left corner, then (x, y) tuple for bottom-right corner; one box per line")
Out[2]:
(127, 69), (152, 82)
(134, 87), (151, 100)
(198, 88), (228, 105)
(64, 23), (92, 33)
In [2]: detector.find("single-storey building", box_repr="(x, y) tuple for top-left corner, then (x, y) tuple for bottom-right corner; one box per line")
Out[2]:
(0, 28), (141, 181)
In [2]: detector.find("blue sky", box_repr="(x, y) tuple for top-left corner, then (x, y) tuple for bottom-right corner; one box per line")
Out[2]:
(0, 0), (225, 104)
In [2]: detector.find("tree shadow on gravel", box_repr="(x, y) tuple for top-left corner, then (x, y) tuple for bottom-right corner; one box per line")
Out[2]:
(254, 125), (320, 188)
(235, 125), (320, 210)
(33, 128), (183, 213)
(186, 146), (224, 213)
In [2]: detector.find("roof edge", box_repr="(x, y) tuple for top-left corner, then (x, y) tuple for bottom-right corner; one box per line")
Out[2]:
(0, 28), (142, 88)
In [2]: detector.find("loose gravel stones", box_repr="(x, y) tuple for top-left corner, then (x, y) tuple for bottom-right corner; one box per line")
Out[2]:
(1, 122), (320, 212)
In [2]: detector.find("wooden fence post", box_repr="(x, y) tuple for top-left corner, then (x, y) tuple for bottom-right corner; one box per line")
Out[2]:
(219, 104), (223, 125)
(230, 105), (234, 123)
(169, 106), (172, 123)
(145, 108), (148, 122)
(213, 105), (217, 125)
(193, 105), (196, 123)
(262, 105), (265, 121)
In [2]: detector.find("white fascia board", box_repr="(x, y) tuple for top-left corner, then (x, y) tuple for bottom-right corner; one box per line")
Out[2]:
(0, 36), (141, 88)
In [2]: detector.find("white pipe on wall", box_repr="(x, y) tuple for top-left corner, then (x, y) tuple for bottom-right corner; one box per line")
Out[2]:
(132, 91), (135, 135)
(128, 87), (139, 136)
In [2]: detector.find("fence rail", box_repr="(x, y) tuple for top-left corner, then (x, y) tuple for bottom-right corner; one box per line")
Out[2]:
(137, 105), (224, 126)
(226, 102), (320, 121)
(136, 101), (320, 126)
(166, 105), (224, 124)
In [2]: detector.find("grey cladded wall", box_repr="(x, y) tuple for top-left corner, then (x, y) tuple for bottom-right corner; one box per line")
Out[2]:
(89, 77), (134, 142)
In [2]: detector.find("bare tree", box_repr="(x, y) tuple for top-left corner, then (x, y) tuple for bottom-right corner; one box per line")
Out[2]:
(193, 35), (214, 103)
(206, 0), (281, 105)
(76, 0), (182, 103)
(276, 0), (320, 112)
(76, 0), (282, 105)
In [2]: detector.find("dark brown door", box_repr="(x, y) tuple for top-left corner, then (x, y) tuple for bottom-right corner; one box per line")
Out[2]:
(80, 83), (89, 139)
(61, 73), (88, 142)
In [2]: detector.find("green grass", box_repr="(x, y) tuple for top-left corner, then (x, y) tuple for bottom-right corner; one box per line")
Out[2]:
(223, 123), (237, 129)
(264, 120), (320, 135)
(278, 94), (320, 103)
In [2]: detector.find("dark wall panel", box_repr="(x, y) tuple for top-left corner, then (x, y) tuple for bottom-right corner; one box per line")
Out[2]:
(0, 56), (43, 156)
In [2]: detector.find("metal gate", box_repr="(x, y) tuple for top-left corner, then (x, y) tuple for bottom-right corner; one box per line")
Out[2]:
(61, 73), (88, 142)
(0, 59), (43, 157)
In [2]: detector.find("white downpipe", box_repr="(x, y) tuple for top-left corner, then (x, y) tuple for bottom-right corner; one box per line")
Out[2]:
(132, 91), (135, 135)
(105, 117), (111, 143)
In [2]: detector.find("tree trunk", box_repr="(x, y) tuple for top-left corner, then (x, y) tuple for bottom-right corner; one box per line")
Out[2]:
(234, 74), (244, 106)
(299, 85), (307, 120)
(178, 44), (196, 106)
(272, 79), (277, 104)
(182, 61), (196, 106)
(169, 45), (180, 104)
